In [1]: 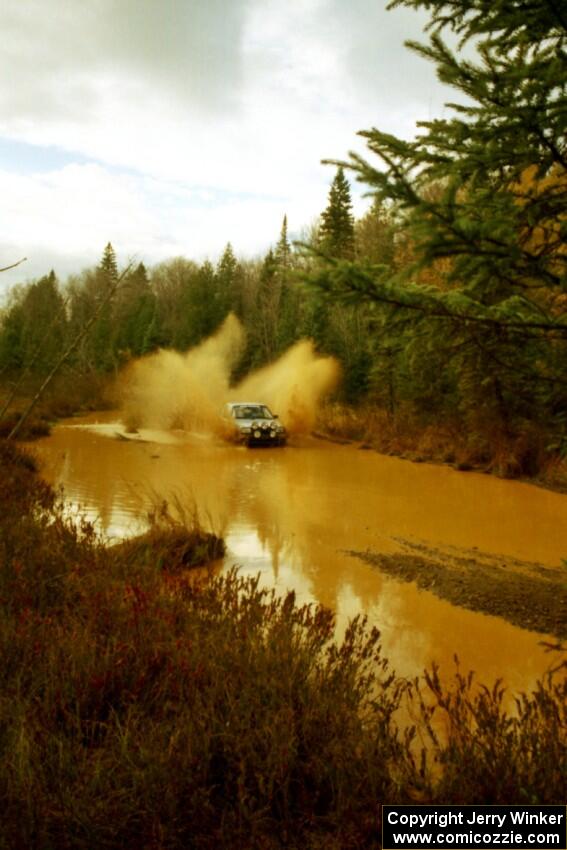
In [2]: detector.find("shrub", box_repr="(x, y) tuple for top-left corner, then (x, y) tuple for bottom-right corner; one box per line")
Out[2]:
(0, 440), (564, 848)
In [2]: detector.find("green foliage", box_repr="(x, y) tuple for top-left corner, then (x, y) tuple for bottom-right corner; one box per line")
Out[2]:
(171, 260), (218, 349)
(335, 0), (567, 317)
(114, 262), (160, 357)
(216, 241), (241, 316)
(355, 199), (396, 267)
(234, 220), (305, 376)
(275, 214), (292, 269)
(389, 0), (566, 52)
(319, 167), (355, 260)
(151, 257), (199, 348)
(307, 0), (567, 443)
(98, 241), (119, 286)
(60, 244), (123, 374)
(89, 243), (119, 371)
(0, 298), (26, 371)
(0, 273), (66, 375)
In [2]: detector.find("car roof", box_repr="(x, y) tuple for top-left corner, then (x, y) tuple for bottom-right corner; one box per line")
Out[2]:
(226, 402), (266, 409)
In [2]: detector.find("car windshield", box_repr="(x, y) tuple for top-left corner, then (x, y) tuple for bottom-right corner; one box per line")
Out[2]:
(232, 405), (273, 420)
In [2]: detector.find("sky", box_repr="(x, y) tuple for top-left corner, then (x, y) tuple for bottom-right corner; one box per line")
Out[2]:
(0, 0), (451, 295)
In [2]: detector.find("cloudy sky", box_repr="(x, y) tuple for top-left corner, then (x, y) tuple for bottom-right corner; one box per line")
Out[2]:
(0, 0), (449, 294)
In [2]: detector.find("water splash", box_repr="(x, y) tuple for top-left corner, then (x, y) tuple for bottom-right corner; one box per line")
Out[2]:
(117, 314), (340, 435)
(234, 339), (340, 433)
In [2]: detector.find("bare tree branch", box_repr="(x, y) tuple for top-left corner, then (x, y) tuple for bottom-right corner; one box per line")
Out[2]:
(0, 258), (27, 273)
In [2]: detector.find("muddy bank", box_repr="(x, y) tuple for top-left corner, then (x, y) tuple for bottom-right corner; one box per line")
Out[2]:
(347, 540), (567, 640)
(312, 429), (567, 494)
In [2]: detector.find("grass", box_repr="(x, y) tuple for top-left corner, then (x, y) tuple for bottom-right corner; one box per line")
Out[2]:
(0, 440), (565, 848)
(0, 369), (113, 441)
(316, 402), (567, 488)
(0, 410), (52, 440)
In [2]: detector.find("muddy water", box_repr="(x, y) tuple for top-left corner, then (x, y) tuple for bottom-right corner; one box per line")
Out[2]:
(35, 414), (567, 693)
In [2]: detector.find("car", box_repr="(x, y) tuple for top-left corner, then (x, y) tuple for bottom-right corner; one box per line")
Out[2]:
(223, 402), (287, 447)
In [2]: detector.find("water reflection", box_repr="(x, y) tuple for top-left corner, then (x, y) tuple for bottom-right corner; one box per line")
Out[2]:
(35, 415), (567, 692)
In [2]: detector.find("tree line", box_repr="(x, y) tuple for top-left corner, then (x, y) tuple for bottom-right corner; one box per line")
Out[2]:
(0, 181), (385, 402)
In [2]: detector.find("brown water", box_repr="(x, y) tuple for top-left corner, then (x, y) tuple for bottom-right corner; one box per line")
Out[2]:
(35, 414), (567, 693)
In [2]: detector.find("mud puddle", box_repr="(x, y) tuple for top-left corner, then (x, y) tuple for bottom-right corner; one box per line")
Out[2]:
(35, 413), (567, 692)
(348, 540), (567, 640)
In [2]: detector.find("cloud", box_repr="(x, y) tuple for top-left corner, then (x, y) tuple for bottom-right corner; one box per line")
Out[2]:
(0, 162), (323, 291)
(0, 0), (458, 294)
(0, 0), (247, 121)
(0, 0), (443, 178)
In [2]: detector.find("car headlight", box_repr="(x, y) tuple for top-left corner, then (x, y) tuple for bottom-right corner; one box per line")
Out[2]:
(241, 427), (251, 434)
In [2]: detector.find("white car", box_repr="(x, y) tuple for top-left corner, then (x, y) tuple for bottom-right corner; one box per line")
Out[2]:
(223, 402), (287, 447)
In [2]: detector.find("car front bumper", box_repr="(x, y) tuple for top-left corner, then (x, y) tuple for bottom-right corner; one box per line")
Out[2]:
(239, 431), (286, 447)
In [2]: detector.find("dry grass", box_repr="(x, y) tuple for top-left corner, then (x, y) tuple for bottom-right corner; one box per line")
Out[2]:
(0, 440), (565, 849)
(0, 370), (113, 441)
(317, 403), (567, 487)
(0, 410), (51, 440)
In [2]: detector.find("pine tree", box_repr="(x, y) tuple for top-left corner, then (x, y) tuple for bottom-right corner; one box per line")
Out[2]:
(275, 215), (292, 269)
(257, 249), (282, 363)
(355, 199), (396, 267)
(21, 272), (67, 373)
(0, 273), (67, 376)
(187, 260), (222, 345)
(319, 167), (355, 260)
(0, 299), (25, 372)
(91, 243), (119, 370)
(312, 1), (567, 333)
(114, 263), (158, 358)
(98, 242), (118, 290)
(273, 216), (303, 353)
(308, 0), (567, 434)
(216, 242), (240, 316)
